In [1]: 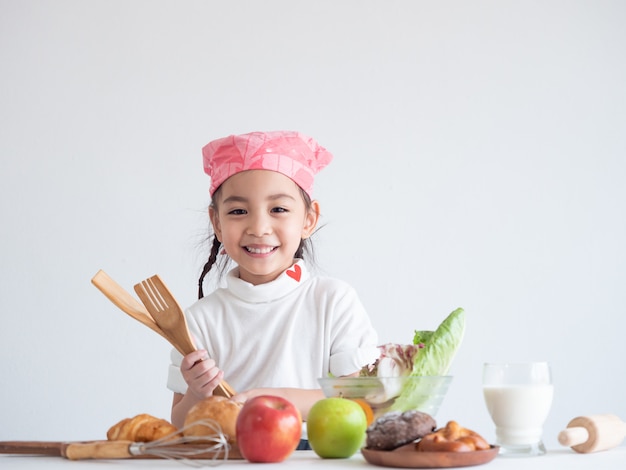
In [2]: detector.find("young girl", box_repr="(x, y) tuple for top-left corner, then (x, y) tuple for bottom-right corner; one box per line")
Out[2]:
(166, 131), (379, 437)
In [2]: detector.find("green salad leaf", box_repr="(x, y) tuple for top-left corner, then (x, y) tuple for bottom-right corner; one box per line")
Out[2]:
(412, 330), (434, 346)
(411, 307), (465, 376)
(389, 308), (465, 413)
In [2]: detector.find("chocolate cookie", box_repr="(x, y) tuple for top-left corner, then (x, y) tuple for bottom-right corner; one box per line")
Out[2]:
(366, 410), (436, 450)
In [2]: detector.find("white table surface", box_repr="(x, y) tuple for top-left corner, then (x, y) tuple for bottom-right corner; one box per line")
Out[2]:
(1, 446), (625, 469)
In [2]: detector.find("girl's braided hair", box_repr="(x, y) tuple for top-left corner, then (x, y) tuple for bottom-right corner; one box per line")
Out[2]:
(197, 186), (316, 299)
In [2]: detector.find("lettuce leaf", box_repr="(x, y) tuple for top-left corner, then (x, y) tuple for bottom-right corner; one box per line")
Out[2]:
(413, 330), (434, 346)
(389, 308), (465, 412)
(359, 343), (423, 377)
(411, 307), (465, 376)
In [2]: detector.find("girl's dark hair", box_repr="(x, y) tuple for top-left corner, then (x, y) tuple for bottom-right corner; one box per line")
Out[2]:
(197, 186), (316, 299)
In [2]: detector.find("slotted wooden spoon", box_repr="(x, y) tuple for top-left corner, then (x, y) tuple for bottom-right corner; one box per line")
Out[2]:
(134, 275), (236, 398)
(91, 270), (170, 343)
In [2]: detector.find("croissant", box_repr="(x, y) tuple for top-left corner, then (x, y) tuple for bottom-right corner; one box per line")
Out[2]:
(107, 413), (180, 442)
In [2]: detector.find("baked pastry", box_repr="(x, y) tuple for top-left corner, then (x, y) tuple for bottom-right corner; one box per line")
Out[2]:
(107, 413), (180, 442)
(416, 420), (490, 452)
(184, 396), (243, 444)
(366, 410), (437, 450)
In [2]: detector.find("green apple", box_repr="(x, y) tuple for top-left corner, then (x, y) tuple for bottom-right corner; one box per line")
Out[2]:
(307, 397), (367, 458)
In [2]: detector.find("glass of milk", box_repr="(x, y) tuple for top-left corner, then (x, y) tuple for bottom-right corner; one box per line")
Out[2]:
(483, 362), (553, 457)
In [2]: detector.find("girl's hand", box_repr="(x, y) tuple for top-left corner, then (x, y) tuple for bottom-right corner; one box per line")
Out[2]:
(180, 350), (225, 400)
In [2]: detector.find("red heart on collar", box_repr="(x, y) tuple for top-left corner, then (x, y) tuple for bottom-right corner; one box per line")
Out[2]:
(286, 264), (302, 282)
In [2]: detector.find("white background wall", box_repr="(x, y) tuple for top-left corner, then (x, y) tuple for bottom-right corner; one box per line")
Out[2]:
(1, 0), (625, 450)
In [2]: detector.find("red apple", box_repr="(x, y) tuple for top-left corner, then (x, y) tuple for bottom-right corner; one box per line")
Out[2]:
(236, 395), (302, 463)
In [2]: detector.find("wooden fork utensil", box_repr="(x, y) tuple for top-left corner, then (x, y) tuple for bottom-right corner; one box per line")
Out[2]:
(134, 274), (236, 398)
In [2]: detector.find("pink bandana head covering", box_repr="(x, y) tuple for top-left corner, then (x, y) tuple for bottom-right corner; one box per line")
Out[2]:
(202, 131), (333, 197)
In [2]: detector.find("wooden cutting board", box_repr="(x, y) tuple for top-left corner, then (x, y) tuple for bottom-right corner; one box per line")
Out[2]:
(0, 440), (243, 460)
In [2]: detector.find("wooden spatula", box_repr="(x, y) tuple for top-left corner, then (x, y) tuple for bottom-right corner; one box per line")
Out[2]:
(91, 270), (170, 343)
(134, 274), (236, 398)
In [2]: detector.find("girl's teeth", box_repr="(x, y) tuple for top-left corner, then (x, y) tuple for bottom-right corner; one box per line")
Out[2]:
(246, 246), (274, 254)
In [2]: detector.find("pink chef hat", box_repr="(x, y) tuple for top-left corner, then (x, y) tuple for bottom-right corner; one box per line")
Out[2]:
(202, 130), (333, 197)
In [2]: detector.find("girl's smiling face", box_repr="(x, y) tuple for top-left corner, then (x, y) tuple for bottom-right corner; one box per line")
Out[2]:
(209, 170), (320, 285)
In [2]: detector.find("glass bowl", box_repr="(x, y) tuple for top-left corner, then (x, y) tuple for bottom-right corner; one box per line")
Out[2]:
(318, 376), (452, 419)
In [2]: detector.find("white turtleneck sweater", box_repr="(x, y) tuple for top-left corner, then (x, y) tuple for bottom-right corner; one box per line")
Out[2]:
(167, 260), (379, 394)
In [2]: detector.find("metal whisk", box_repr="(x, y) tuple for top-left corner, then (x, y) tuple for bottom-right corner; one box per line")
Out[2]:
(135, 419), (233, 466)
(0, 419), (239, 467)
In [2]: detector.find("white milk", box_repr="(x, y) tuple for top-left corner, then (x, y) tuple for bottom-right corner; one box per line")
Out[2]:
(483, 384), (554, 446)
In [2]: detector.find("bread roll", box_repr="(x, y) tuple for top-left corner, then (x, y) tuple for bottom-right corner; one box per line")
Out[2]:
(107, 413), (180, 442)
(184, 396), (243, 444)
(416, 420), (490, 452)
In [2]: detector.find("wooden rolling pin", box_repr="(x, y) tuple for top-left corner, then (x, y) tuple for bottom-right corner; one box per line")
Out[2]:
(558, 414), (626, 453)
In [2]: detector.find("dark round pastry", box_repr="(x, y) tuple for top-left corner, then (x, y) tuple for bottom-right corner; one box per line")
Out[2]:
(365, 410), (436, 450)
